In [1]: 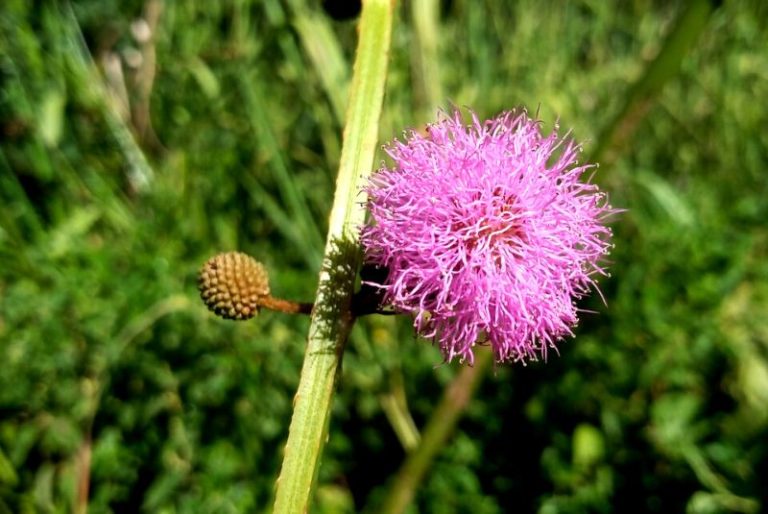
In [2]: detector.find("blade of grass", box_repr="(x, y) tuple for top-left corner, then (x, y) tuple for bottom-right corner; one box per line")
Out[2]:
(239, 167), (318, 270)
(272, 1), (395, 512)
(289, 5), (350, 125)
(377, 347), (494, 514)
(61, 3), (156, 193)
(238, 70), (325, 259)
(410, 0), (442, 116)
(591, 0), (717, 166)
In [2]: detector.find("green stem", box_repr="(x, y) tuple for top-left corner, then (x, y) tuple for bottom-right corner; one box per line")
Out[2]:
(590, 0), (716, 166)
(410, 0), (442, 116)
(272, 2), (395, 513)
(378, 347), (494, 514)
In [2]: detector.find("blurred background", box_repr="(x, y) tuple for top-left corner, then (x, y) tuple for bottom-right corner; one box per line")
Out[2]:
(1, 0), (767, 512)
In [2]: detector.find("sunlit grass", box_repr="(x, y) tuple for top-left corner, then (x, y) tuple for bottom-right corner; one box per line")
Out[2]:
(1, 1), (766, 512)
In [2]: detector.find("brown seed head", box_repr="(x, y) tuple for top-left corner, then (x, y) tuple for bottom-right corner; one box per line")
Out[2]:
(198, 252), (270, 320)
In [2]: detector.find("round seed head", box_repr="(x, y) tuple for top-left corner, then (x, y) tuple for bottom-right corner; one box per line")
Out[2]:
(198, 252), (270, 320)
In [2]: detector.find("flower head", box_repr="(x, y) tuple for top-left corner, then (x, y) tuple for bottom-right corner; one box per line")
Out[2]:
(199, 252), (270, 320)
(361, 110), (614, 365)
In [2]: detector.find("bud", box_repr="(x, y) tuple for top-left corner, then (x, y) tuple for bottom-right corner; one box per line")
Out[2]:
(198, 252), (270, 320)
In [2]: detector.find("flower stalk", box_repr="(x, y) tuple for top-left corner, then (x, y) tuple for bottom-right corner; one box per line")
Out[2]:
(272, 1), (395, 512)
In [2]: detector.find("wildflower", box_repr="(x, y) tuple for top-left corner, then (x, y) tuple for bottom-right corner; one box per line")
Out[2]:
(361, 110), (614, 364)
(199, 252), (271, 320)
(198, 252), (313, 318)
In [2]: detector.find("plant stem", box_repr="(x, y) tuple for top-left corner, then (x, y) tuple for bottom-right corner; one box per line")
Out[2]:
(259, 296), (314, 315)
(272, 2), (395, 513)
(378, 347), (494, 514)
(591, 0), (717, 166)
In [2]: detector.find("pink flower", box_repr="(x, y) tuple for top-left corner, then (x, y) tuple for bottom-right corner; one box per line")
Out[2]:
(361, 110), (615, 364)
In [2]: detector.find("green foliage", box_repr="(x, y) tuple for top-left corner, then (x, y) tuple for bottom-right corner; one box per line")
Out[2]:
(1, 0), (767, 513)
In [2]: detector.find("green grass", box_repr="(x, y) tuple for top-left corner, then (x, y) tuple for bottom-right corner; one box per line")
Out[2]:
(1, 0), (767, 513)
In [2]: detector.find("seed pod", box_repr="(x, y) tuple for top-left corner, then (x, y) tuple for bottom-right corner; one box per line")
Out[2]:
(198, 252), (270, 320)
